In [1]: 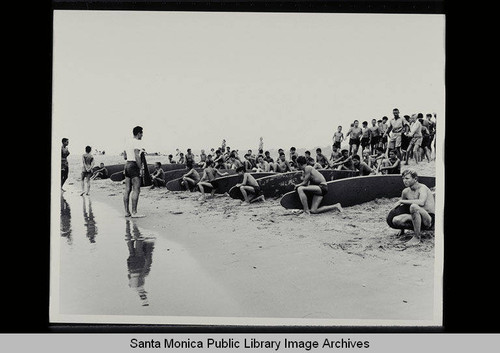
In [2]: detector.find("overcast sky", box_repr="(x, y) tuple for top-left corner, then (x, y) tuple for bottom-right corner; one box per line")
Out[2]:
(52, 11), (445, 155)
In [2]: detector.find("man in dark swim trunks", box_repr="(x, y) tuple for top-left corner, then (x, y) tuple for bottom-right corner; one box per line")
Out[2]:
(61, 138), (70, 191)
(346, 120), (363, 156)
(391, 169), (435, 246)
(123, 126), (146, 218)
(293, 156), (342, 215)
(234, 166), (265, 205)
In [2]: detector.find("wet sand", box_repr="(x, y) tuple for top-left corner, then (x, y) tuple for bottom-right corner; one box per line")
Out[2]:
(56, 158), (438, 325)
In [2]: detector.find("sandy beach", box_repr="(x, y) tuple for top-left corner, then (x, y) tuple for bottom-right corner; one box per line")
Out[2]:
(55, 155), (438, 325)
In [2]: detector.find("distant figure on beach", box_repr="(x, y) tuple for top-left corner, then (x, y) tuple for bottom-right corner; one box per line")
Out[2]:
(419, 116), (432, 163)
(346, 120), (362, 156)
(360, 121), (372, 152)
(289, 147), (298, 162)
(293, 156), (342, 215)
(185, 148), (195, 166)
(384, 108), (408, 160)
(228, 152), (244, 170)
(198, 149), (207, 167)
(61, 138), (70, 191)
(123, 126), (146, 218)
(315, 148), (329, 169)
(150, 162), (165, 189)
(369, 119), (381, 153)
(331, 149), (354, 171)
(80, 146), (94, 196)
(91, 163), (108, 180)
(332, 126), (344, 149)
(391, 170), (435, 246)
(258, 137), (264, 153)
(181, 161), (201, 191)
(234, 166), (265, 205)
(255, 155), (270, 172)
(405, 113), (423, 165)
(275, 152), (292, 173)
(178, 152), (185, 165)
(379, 116), (389, 150)
(352, 155), (373, 176)
(168, 154), (176, 164)
(329, 145), (342, 167)
(400, 115), (412, 164)
(197, 160), (228, 201)
(378, 149), (401, 175)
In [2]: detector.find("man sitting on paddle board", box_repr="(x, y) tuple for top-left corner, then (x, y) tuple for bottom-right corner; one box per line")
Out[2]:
(293, 156), (342, 215)
(197, 160), (229, 201)
(391, 169), (435, 246)
(181, 161), (201, 191)
(234, 166), (265, 205)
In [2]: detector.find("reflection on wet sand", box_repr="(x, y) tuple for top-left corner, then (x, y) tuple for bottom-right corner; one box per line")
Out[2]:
(60, 195), (72, 244)
(82, 197), (98, 243)
(125, 219), (155, 306)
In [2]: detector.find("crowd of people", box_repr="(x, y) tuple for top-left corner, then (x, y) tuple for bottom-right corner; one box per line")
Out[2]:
(61, 108), (437, 245)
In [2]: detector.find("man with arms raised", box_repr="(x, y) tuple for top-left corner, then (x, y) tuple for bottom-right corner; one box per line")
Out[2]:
(293, 156), (342, 215)
(391, 169), (435, 246)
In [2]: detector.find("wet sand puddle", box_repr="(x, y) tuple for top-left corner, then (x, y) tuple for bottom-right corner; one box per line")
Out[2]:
(58, 186), (241, 318)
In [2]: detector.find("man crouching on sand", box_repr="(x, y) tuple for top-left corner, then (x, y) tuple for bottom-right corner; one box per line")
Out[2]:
(294, 156), (342, 215)
(392, 169), (435, 246)
(234, 166), (265, 205)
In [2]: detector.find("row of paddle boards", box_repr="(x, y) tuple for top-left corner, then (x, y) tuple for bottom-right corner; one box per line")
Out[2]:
(105, 160), (436, 231)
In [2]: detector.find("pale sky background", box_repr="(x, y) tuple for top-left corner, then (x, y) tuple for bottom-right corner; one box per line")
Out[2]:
(52, 11), (445, 155)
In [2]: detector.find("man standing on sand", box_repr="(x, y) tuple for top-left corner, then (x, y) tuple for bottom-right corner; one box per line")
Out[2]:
(61, 138), (70, 191)
(346, 120), (363, 156)
(123, 126), (146, 218)
(293, 156), (342, 215)
(384, 108), (408, 160)
(391, 170), (435, 246)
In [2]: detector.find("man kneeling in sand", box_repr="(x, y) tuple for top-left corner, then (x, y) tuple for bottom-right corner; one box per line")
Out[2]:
(392, 169), (435, 246)
(294, 156), (342, 215)
(234, 166), (265, 205)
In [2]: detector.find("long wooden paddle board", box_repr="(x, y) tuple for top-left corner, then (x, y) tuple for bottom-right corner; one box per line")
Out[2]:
(210, 172), (275, 194)
(110, 163), (187, 182)
(140, 152), (152, 187)
(280, 175), (436, 209)
(166, 169), (237, 191)
(229, 169), (359, 201)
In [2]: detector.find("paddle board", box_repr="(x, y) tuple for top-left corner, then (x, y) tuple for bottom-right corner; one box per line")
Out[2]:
(166, 169), (237, 191)
(210, 172), (275, 194)
(229, 169), (359, 201)
(280, 174), (436, 209)
(140, 152), (152, 187)
(386, 192), (436, 230)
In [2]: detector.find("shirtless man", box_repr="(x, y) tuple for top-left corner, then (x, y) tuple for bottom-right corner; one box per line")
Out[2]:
(255, 155), (270, 172)
(198, 149), (207, 167)
(228, 152), (244, 170)
(391, 170), (435, 246)
(379, 117), (389, 150)
(384, 108), (408, 159)
(332, 126), (344, 149)
(352, 155), (373, 176)
(61, 138), (70, 191)
(197, 160), (228, 201)
(329, 145), (342, 166)
(331, 149), (354, 171)
(405, 113), (423, 164)
(150, 162), (166, 189)
(346, 120), (363, 156)
(315, 148), (329, 169)
(369, 119), (381, 153)
(360, 121), (372, 152)
(234, 166), (265, 205)
(293, 156), (342, 215)
(185, 148), (195, 166)
(275, 152), (292, 173)
(181, 161), (201, 191)
(378, 149), (401, 175)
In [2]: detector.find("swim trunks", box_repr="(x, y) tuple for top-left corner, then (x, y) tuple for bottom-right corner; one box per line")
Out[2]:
(349, 138), (360, 146)
(389, 133), (402, 148)
(370, 135), (380, 146)
(360, 137), (370, 148)
(318, 183), (328, 196)
(81, 170), (93, 179)
(252, 185), (262, 196)
(333, 141), (341, 149)
(124, 161), (141, 179)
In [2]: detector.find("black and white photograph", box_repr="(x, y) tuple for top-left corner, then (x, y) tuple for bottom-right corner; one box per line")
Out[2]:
(50, 10), (445, 326)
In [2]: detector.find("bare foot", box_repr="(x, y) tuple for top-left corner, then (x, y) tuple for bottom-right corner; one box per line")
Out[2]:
(333, 203), (343, 212)
(131, 213), (146, 218)
(405, 236), (420, 247)
(125, 213), (131, 218)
